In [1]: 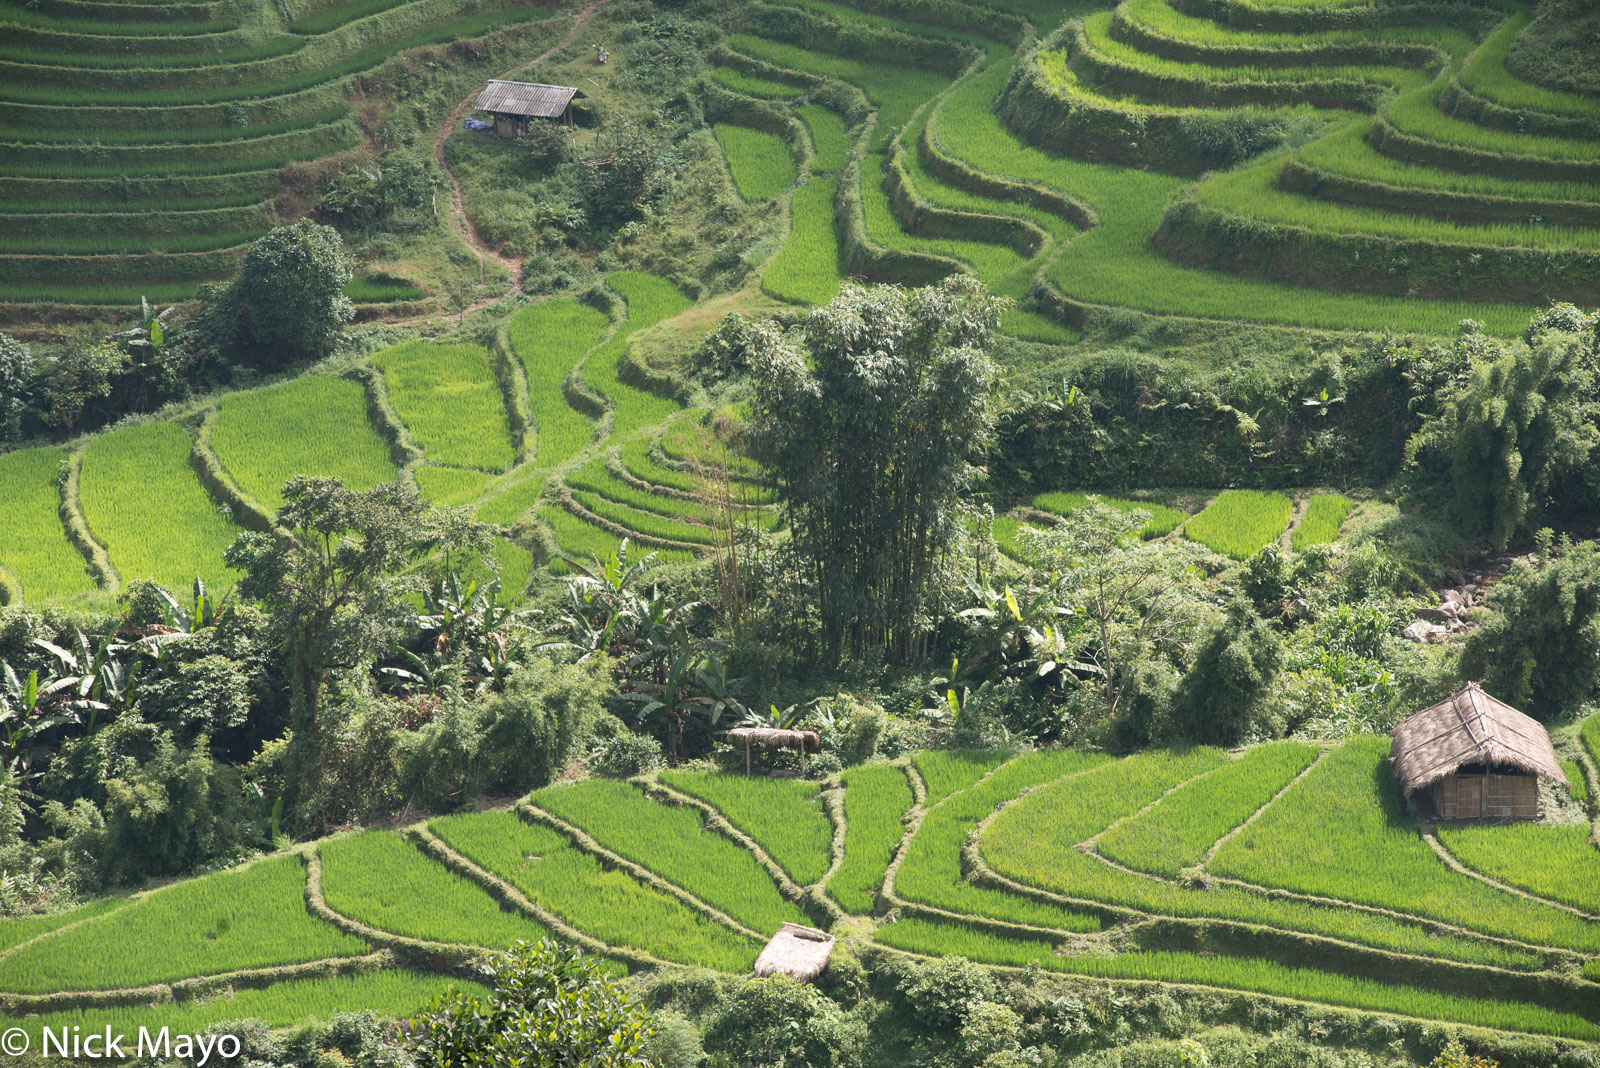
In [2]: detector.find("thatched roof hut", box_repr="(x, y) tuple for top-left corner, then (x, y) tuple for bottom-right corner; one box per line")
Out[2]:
(754, 923), (834, 982)
(1392, 682), (1564, 820)
(726, 727), (821, 774)
(473, 80), (584, 136)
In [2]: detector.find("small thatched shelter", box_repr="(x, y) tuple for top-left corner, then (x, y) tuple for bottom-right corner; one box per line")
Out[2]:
(726, 727), (821, 775)
(473, 80), (584, 137)
(754, 923), (834, 982)
(1392, 682), (1564, 820)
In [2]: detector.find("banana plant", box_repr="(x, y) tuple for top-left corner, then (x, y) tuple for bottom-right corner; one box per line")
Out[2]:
(32, 629), (139, 732)
(110, 296), (175, 353)
(376, 647), (456, 698)
(0, 664), (81, 779)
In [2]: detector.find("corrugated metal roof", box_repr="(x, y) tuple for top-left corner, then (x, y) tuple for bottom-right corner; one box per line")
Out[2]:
(474, 80), (583, 118)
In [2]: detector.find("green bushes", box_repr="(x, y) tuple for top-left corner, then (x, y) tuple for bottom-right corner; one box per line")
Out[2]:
(319, 830), (549, 947)
(371, 341), (516, 473)
(0, 855), (366, 992)
(506, 298), (607, 469)
(830, 763), (913, 913)
(1290, 494), (1351, 548)
(659, 772), (833, 885)
(1209, 737), (1600, 952)
(714, 123), (797, 202)
(211, 376), (398, 514)
(430, 810), (759, 969)
(1183, 490), (1292, 559)
(1033, 492), (1186, 539)
(1096, 742), (1317, 877)
(763, 177), (844, 305)
(531, 779), (808, 933)
(78, 421), (242, 592)
(0, 446), (97, 602)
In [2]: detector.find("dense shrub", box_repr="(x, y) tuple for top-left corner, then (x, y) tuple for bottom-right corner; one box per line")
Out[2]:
(703, 975), (868, 1068)
(1458, 538), (1600, 719)
(1168, 604), (1284, 746)
(588, 732), (667, 777)
(897, 956), (999, 1035)
(41, 728), (256, 889)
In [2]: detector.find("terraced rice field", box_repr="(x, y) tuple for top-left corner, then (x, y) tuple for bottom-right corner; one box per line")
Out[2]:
(659, 771), (833, 886)
(704, 0), (1573, 337)
(714, 123), (797, 201)
(0, 0), (568, 304)
(371, 341), (516, 473)
(506, 297), (609, 469)
(0, 446), (97, 601)
(830, 763), (913, 913)
(13, 733), (1600, 1042)
(77, 421), (242, 593)
(530, 779), (809, 933)
(1184, 489), (1293, 559)
(1208, 736), (1600, 952)
(1438, 822), (1600, 916)
(430, 809), (760, 970)
(1033, 491), (1188, 539)
(0, 855), (364, 993)
(318, 830), (549, 947)
(210, 375), (398, 513)
(1290, 493), (1353, 549)
(763, 176), (844, 304)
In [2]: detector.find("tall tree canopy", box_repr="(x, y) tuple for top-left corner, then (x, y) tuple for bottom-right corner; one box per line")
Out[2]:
(745, 277), (1003, 662)
(1407, 323), (1598, 549)
(198, 221), (354, 369)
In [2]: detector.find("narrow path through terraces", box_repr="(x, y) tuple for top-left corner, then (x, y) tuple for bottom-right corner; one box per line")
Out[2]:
(428, 0), (608, 312)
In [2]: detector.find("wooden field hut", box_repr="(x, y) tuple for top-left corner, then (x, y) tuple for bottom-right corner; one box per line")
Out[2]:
(473, 80), (584, 137)
(754, 923), (835, 982)
(1391, 682), (1565, 820)
(726, 727), (821, 775)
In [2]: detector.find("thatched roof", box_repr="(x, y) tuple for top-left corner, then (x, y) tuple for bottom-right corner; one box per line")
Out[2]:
(726, 727), (821, 753)
(474, 80), (583, 118)
(754, 923), (834, 981)
(1392, 682), (1563, 795)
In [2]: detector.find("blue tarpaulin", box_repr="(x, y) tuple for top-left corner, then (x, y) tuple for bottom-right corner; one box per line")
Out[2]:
(464, 118), (493, 132)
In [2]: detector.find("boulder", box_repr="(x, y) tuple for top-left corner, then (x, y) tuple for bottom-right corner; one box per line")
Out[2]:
(1402, 620), (1447, 644)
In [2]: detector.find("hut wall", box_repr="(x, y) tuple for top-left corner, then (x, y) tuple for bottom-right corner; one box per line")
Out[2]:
(1427, 770), (1537, 820)
(1484, 771), (1538, 819)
